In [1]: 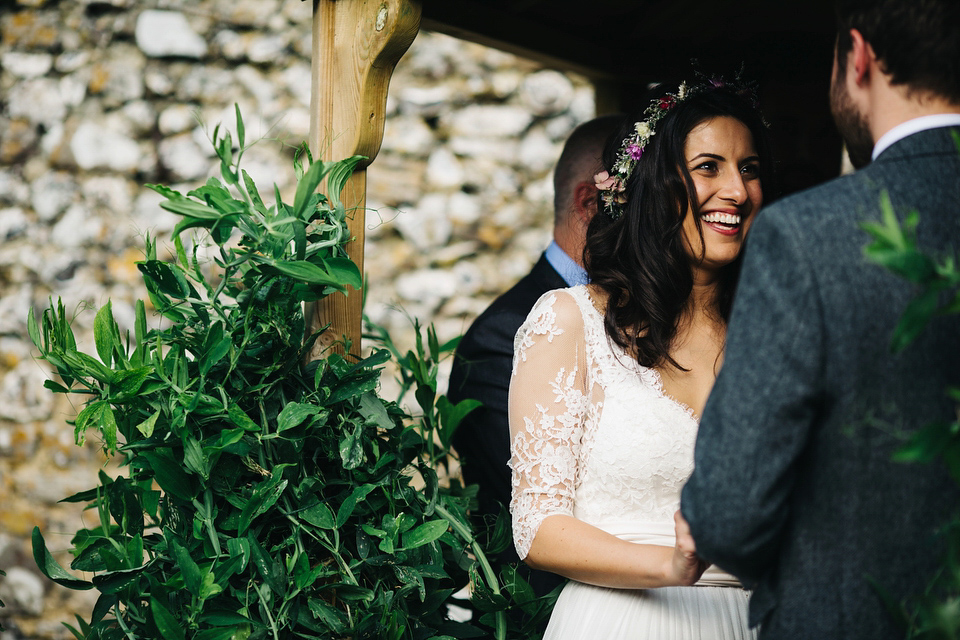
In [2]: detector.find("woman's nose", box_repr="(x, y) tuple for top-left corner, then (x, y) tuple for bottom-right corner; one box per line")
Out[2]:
(719, 171), (747, 204)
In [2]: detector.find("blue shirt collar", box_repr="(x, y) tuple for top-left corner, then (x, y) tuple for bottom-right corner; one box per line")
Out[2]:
(545, 240), (588, 286)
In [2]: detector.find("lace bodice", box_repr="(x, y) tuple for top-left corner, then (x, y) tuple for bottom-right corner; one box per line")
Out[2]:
(508, 286), (699, 560)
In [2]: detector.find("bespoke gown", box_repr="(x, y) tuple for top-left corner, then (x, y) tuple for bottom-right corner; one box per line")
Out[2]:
(508, 287), (757, 640)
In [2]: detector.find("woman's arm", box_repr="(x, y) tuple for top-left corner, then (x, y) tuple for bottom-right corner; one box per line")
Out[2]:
(508, 290), (707, 589)
(525, 511), (706, 588)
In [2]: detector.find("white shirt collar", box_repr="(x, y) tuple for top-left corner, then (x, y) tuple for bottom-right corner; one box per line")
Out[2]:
(872, 114), (960, 161)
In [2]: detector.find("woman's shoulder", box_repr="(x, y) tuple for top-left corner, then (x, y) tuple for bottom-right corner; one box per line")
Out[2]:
(526, 285), (601, 327)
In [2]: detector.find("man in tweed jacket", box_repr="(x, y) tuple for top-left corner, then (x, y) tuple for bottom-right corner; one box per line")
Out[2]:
(681, 0), (960, 637)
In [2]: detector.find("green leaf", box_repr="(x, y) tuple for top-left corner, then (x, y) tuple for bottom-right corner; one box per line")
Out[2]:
(138, 260), (192, 299)
(63, 351), (114, 384)
(151, 596), (186, 640)
(401, 519), (449, 550)
(145, 183), (184, 200)
(339, 421), (365, 470)
(169, 538), (204, 598)
(199, 326), (231, 376)
(238, 468), (290, 534)
(324, 257), (363, 289)
(234, 103), (245, 149)
(293, 159), (332, 221)
(307, 597), (349, 634)
(248, 535), (285, 595)
(74, 401), (105, 445)
(328, 370), (380, 404)
(293, 219), (306, 261)
(198, 610), (253, 627)
(336, 484), (376, 528)
(301, 502), (336, 529)
(142, 450), (199, 501)
(32, 527), (93, 590)
(325, 156), (365, 211)
(91, 566), (144, 594)
(136, 410), (160, 438)
(100, 404), (118, 453)
(113, 367), (153, 396)
(358, 391), (393, 429)
(93, 301), (116, 366)
(42, 379), (71, 393)
(268, 259), (344, 287)
(437, 396), (482, 447)
(894, 420), (954, 464)
(242, 169), (266, 215)
(227, 402), (259, 431)
(316, 582), (375, 602)
(195, 629), (245, 640)
(276, 402), (319, 433)
(183, 437), (209, 480)
(890, 287), (941, 352)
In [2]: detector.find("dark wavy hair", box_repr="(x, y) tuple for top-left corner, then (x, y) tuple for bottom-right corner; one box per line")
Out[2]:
(584, 82), (775, 370)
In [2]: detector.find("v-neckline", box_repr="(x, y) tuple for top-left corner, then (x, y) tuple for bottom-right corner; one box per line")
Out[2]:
(572, 285), (700, 425)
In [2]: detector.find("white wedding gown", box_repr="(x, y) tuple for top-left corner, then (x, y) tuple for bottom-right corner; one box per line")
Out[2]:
(508, 286), (757, 640)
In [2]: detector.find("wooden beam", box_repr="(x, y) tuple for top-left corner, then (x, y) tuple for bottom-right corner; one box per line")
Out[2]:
(419, 1), (616, 81)
(308, 0), (421, 359)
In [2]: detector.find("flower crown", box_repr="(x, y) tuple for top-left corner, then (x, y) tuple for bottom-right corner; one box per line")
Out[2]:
(595, 76), (758, 219)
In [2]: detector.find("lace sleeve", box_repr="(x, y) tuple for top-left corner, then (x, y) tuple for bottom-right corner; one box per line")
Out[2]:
(508, 290), (592, 560)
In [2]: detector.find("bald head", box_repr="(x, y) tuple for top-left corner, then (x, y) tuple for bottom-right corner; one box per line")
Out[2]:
(553, 114), (624, 225)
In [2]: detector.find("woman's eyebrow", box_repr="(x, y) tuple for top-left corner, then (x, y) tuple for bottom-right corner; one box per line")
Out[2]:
(687, 153), (761, 164)
(688, 152), (724, 162)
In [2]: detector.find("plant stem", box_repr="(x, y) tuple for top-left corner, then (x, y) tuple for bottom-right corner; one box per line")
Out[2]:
(432, 502), (506, 640)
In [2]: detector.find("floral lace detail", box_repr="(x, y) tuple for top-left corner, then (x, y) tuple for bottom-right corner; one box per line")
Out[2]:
(508, 286), (700, 560)
(513, 292), (563, 369)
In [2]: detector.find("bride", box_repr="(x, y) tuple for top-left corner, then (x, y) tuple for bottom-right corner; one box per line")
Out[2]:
(508, 78), (774, 638)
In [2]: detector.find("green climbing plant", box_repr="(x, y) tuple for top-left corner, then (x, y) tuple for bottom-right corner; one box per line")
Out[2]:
(27, 105), (521, 640)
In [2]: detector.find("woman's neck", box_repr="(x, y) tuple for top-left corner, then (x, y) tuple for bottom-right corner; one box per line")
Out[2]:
(686, 276), (723, 325)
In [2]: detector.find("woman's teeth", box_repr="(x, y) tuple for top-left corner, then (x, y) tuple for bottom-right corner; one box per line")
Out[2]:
(701, 212), (740, 225)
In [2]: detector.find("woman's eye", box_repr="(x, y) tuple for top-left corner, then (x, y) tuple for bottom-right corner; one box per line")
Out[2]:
(694, 161), (717, 172)
(740, 163), (760, 176)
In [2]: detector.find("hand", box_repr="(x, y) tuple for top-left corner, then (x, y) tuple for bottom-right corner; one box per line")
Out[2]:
(670, 510), (710, 586)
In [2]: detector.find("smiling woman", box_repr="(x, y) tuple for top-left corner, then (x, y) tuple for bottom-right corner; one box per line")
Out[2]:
(506, 78), (775, 639)
(682, 115), (764, 278)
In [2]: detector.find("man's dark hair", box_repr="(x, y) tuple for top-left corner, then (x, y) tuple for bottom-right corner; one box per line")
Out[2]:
(835, 0), (960, 103)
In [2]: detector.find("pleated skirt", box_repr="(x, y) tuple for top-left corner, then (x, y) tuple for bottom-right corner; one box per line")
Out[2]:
(542, 581), (757, 640)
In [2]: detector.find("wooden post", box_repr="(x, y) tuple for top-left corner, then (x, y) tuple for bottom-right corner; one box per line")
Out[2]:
(308, 0), (421, 359)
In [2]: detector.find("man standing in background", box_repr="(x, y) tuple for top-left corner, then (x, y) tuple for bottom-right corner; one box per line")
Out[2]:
(448, 114), (621, 596)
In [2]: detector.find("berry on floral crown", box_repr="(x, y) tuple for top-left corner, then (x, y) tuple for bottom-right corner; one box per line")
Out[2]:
(595, 75), (759, 219)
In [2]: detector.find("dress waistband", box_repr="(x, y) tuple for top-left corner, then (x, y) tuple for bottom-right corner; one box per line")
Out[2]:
(592, 520), (743, 588)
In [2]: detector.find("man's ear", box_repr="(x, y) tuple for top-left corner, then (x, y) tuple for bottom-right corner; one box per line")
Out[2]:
(848, 28), (875, 87)
(572, 181), (598, 225)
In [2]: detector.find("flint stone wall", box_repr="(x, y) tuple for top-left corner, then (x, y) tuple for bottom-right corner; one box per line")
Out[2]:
(0, 0), (595, 636)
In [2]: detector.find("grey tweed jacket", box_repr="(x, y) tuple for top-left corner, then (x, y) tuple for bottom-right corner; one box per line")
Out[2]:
(681, 125), (960, 639)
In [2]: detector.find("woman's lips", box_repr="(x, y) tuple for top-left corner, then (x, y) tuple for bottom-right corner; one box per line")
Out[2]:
(701, 210), (742, 236)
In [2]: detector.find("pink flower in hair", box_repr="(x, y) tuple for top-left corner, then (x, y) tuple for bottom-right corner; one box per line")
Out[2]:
(594, 170), (618, 191)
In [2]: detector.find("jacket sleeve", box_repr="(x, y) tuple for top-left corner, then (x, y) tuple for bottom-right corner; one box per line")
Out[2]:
(681, 207), (825, 586)
(448, 305), (522, 518)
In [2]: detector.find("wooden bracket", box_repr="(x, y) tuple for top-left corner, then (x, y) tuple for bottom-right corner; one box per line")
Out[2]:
(308, 0), (422, 359)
